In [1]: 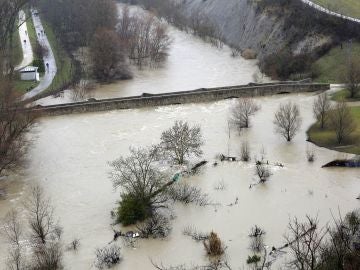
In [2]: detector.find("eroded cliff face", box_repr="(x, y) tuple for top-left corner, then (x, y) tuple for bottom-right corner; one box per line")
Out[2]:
(178, 0), (331, 59)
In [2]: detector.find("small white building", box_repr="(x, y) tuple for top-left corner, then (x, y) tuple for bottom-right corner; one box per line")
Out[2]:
(19, 66), (39, 81)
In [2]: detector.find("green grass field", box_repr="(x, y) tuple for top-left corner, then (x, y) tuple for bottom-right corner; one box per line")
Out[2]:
(312, 41), (360, 83)
(26, 13), (40, 58)
(312, 0), (360, 19)
(12, 25), (23, 67)
(307, 106), (360, 155)
(331, 89), (360, 102)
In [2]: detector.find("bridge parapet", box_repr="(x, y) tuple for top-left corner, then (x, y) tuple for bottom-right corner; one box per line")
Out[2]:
(30, 82), (330, 116)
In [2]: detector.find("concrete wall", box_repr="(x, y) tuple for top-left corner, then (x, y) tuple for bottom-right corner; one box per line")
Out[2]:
(31, 83), (330, 116)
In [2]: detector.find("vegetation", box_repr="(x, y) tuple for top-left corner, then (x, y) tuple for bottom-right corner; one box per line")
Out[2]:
(312, 0), (360, 19)
(308, 106), (360, 154)
(313, 93), (331, 129)
(90, 28), (130, 82)
(258, 0), (360, 80)
(12, 24), (22, 66)
(331, 89), (360, 102)
(0, 80), (37, 176)
(231, 98), (260, 129)
(4, 185), (64, 270)
(274, 102), (302, 142)
(312, 42), (360, 83)
(203, 232), (224, 256)
(110, 146), (170, 225)
(160, 121), (203, 165)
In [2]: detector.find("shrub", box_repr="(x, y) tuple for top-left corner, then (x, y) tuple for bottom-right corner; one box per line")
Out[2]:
(246, 254), (261, 264)
(203, 231), (224, 256)
(116, 194), (152, 226)
(32, 59), (45, 73)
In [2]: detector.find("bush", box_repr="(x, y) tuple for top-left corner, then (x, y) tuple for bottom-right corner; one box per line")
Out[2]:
(203, 231), (224, 256)
(32, 59), (45, 73)
(116, 194), (152, 226)
(246, 254), (261, 264)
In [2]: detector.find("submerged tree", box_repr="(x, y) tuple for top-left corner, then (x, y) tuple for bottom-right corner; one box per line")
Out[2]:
(231, 98), (260, 129)
(313, 93), (331, 129)
(110, 146), (170, 225)
(90, 28), (131, 82)
(26, 186), (58, 244)
(273, 102), (302, 142)
(160, 121), (203, 165)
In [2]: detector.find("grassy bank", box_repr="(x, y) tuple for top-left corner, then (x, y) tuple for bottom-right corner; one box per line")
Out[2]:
(307, 106), (360, 155)
(331, 89), (360, 102)
(12, 25), (23, 67)
(312, 0), (360, 19)
(312, 41), (360, 83)
(26, 13), (39, 58)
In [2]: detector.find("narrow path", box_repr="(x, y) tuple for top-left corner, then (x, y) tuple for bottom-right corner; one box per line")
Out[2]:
(301, 0), (360, 23)
(23, 9), (57, 100)
(15, 10), (33, 71)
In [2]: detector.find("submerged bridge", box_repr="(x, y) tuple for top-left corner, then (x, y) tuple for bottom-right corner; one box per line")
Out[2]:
(30, 82), (330, 116)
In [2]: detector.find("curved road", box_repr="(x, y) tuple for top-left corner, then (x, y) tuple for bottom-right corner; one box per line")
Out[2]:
(15, 10), (33, 70)
(23, 9), (57, 100)
(301, 0), (360, 23)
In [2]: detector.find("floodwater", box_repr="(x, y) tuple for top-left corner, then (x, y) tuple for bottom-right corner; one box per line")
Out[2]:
(0, 93), (359, 269)
(35, 6), (267, 105)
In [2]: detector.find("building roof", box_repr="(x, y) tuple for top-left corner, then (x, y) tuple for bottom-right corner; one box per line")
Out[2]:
(20, 66), (39, 73)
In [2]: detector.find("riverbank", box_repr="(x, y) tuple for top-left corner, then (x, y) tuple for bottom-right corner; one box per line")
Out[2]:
(129, 0), (360, 82)
(307, 106), (360, 155)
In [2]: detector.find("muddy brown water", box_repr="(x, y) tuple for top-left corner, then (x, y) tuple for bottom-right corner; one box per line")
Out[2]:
(1, 5), (359, 269)
(1, 93), (359, 269)
(35, 20), (268, 105)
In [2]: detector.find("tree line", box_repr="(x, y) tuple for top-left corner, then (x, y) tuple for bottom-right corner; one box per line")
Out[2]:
(34, 0), (172, 82)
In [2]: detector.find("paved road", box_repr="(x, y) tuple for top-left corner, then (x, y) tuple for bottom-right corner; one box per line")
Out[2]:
(23, 9), (57, 100)
(15, 10), (33, 70)
(301, 0), (360, 23)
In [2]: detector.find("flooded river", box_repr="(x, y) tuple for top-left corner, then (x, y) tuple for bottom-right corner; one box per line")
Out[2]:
(1, 4), (359, 270)
(1, 93), (359, 269)
(36, 16), (267, 105)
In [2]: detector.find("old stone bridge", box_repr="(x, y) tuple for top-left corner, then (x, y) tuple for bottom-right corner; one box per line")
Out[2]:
(31, 82), (330, 116)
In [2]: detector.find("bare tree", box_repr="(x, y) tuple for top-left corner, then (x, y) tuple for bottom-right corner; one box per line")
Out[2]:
(0, 81), (37, 176)
(329, 101), (356, 144)
(70, 80), (94, 102)
(274, 102), (302, 142)
(26, 186), (56, 244)
(231, 98), (260, 129)
(31, 242), (63, 270)
(136, 212), (171, 238)
(168, 182), (209, 206)
(344, 58), (360, 98)
(313, 93), (331, 129)
(110, 146), (171, 225)
(3, 210), (25, 270)
(285, 216), (327, 270)
(240, 141), (251, 162)
(90, 27), (131, 82)
(95, 244), (122, 269)
(160, 121), (203, 165)
(117, 7), (172, 67)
